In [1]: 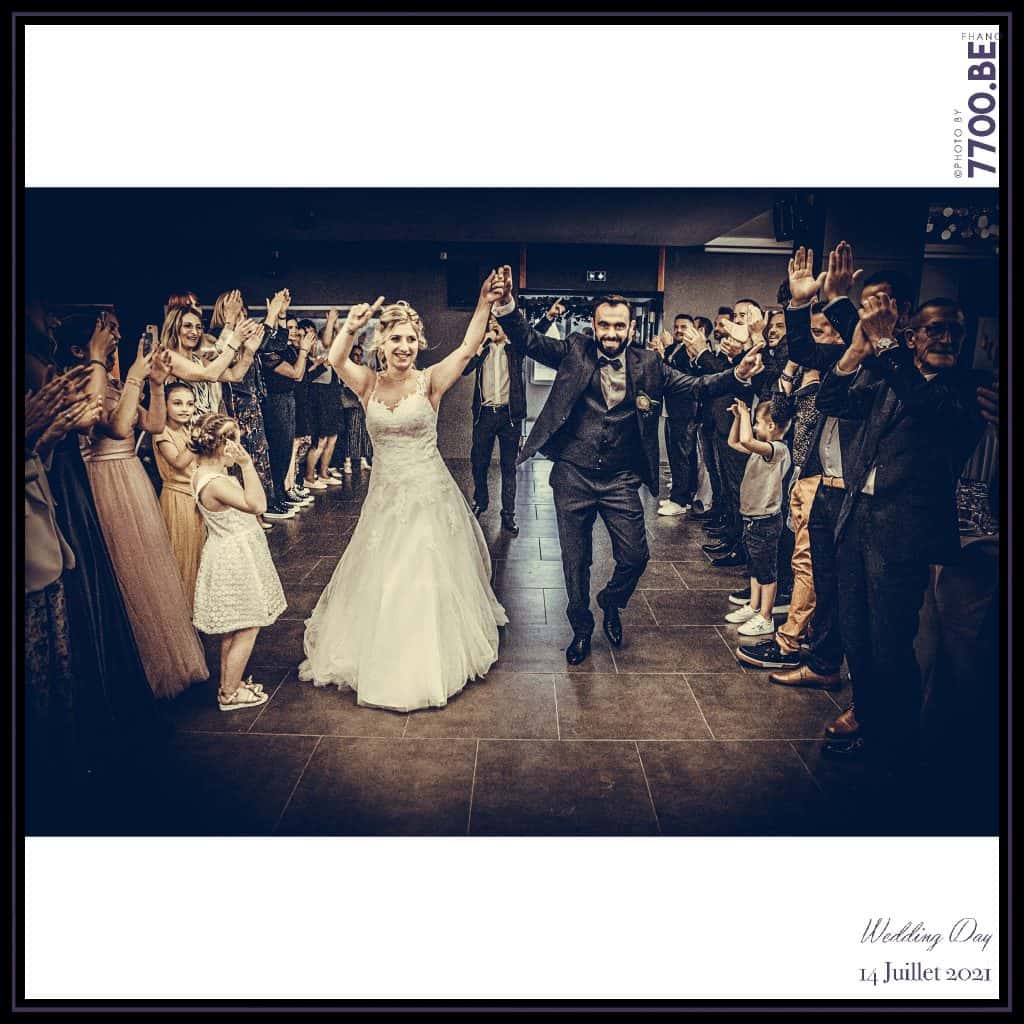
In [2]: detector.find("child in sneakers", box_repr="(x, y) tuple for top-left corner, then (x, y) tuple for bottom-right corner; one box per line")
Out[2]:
(723, 400), (791, 639)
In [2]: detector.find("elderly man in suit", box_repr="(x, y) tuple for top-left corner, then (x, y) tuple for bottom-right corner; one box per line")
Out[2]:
(462, 314), (527, 534)
(490, 266), (765, 664)
(815, 294), (986, 772)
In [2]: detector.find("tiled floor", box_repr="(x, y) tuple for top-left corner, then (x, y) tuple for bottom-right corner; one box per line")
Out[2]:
(118, 459), (978, 836)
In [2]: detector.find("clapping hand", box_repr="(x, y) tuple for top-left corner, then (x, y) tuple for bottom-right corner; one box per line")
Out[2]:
(148, 343), (174, 385)
(788, 246), (826, 305)
(235, 318), (264, 352)
(223, 289), (244, 329)
(265, 288), (290, 325)
(823, 240), (864, 302)
(727, 398), (750, 419)
(721, 318), (750, 345)
(719, 334), (746, 359)
(858, 292), (899, 347)
(681, 324), (710, 360)
(299, 326), (318, 354)
(342, 296), (386, 337)
(747, 316), (767, 344)
(735, 341), (766, 381)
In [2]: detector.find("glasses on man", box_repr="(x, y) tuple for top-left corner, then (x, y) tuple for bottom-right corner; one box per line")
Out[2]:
(920, 322), (966, 342)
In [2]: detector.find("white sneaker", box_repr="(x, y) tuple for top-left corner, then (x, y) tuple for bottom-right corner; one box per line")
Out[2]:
(343, 459), (352, 474)
(724, 604), (757, 624)
(304, 478), (328, 491)
(323, 475), (343, 486)
(737, 613), (776, 638)
(360, 458), (372, 470)
(657, 500), (688, 517)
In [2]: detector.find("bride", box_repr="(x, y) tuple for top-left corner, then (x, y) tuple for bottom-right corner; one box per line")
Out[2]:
(298, 271), (509, 711)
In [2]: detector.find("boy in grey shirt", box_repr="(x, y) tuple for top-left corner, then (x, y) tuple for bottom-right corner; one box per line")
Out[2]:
(723, 400), (791, 638)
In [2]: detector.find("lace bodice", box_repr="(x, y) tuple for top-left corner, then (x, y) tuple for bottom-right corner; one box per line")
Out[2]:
(364, 370), (440, 473)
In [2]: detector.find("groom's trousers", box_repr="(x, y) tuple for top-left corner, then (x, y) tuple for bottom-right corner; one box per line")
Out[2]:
(549, 459), (650, 636)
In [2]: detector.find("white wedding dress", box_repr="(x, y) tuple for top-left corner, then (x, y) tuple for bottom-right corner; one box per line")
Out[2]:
(298, 369), (508, 711)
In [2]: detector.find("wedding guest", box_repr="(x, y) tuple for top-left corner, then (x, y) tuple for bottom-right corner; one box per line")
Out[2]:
(656, 315), (702, 518)
(210, 288), (290, 520)
(46, 314), (166, 824)
(722, 400), (791, 640)
(77, 320), (209, 699)
(338, 341), (373, 472)
(260, 314), (314, 511)
(303, 315), (344, 491)
(190, 413), (287, 711)
(703, 302), (762, 567)
(816, 295), (986, 771)
(24, 367), (98, 829)
(153, 382), (204, 606)
(462, 313), (526, 533)
(160, 301), (259, 416)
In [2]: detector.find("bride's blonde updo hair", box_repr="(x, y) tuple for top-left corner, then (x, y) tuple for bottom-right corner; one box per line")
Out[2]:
(367, 300), (429, 361)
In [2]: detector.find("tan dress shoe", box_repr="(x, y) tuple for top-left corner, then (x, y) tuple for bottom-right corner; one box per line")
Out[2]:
(825, 704), (860, 738)
(768, 664), (842, 689)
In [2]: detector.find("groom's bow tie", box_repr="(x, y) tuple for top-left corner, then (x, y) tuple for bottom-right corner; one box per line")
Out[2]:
(597, 356), (622, 370)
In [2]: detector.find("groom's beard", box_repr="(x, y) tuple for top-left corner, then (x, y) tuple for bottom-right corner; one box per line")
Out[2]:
(596, 337), (627, 358)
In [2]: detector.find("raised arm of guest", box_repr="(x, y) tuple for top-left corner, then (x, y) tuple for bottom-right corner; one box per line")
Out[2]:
(101, 338), (155, 439)
(734, 400), (774, 458)
(663, 338), (765, 402)
(785, 246), (847, 371)
(135, 346), (173, 435)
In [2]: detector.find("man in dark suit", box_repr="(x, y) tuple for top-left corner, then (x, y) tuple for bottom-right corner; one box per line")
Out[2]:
(816, 294), (986, 772)
(491, 267), (765, 664)
(767, 246), (913, 737)
(656, 314), (702, 517)
(461, 314), (527, 534)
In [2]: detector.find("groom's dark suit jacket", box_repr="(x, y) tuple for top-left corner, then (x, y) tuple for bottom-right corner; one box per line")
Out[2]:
(497, 307), (747, 497)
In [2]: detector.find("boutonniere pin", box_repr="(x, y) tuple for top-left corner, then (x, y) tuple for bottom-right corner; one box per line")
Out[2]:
(635, 390), (660, 415)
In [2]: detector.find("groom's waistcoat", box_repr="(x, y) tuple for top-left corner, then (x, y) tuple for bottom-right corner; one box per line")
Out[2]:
(548, 366), (643, 477)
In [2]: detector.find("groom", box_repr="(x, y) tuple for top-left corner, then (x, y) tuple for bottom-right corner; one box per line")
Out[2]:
(490, 267), (765, 664)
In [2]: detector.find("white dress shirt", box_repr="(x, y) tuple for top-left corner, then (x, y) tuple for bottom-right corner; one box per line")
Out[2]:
(481, 340), (511, 407)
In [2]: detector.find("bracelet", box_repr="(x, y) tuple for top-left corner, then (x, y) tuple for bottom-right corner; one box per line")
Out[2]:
(125, 377), (144, 389)
(780, 372), (796, 383)
(88, 358), (108, 371)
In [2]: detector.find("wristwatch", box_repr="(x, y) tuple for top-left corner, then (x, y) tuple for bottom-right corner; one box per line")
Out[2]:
(873, 337), (899, 355)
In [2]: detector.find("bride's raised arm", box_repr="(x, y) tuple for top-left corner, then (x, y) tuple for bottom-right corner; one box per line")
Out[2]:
(428, 269), (506, 404)
(329, 296), (385, 402)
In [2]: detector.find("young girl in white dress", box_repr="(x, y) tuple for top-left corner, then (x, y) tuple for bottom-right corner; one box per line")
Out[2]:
(190, 412), (287, 711)
(298, 271), (510, 711)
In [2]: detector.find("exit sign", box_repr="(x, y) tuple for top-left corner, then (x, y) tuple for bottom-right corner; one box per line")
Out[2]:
(586, 270), (607, 283)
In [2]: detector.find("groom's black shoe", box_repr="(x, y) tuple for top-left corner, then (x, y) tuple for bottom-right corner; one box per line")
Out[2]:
(500, 511), (519, 536)
(565, 633), (592, 665)
(471, 502), (488, 518)
(596, 594), (623, 648)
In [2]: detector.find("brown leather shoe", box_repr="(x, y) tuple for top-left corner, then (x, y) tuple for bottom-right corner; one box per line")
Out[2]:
(825, 704), (860, 739)
(768, 664), (842, 690)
